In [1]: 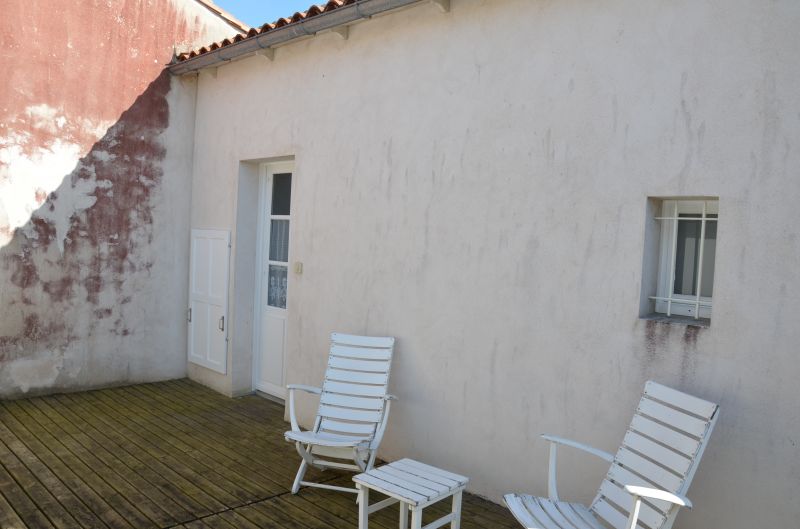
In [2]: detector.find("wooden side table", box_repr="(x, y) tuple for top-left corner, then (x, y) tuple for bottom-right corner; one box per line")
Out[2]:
(353, 458), (468, 529)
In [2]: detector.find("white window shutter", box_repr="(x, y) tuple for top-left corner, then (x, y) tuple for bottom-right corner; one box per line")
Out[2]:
(188, 229), (230, 374)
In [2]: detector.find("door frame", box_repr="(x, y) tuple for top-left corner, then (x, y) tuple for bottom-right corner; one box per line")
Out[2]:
(252, 160), (295, 397)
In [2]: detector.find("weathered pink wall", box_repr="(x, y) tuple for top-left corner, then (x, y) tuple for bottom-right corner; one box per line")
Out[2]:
(0, 0), (240, 396)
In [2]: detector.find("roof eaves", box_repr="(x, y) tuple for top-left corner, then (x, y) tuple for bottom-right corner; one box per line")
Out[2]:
(170, 0), (427, 73)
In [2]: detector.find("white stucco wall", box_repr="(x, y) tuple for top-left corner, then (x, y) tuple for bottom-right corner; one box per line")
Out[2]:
(186, 1), (800, 526)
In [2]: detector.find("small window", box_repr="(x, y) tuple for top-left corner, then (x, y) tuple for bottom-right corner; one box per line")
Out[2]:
(650, 199), (719, 321)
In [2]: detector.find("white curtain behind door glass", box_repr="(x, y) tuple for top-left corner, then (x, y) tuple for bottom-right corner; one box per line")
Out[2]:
(269, 220), (289, 262)
(267, 265), (288, 309)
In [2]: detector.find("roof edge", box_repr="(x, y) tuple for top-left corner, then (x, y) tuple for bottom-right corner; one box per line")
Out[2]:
(170, 0), (435, 74)
(192, 0), (250, 33)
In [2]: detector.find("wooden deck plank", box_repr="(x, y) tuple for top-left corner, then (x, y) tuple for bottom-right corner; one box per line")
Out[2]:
(28, 397), (190, 526)
(215, 510), (263, 529)
(1, 400), (152, 528)
(155, 382), (348, 493)
(81, 388), (258, 505)
(143, 381), (296, 453)
(221, 503), (284, 529)
(169, 380), (290, 433)
(0, 487), (28, 529)
(297, 485), (398, 529)
(0, 402), (134, 529)
(49, 392), (220, 519)
(269, 494), (359, 529)
(120, 384), (297, 487)
(0, 380), (518, 529)
(0, 421), (105, 529)
(62, 391), (241, 510)
(248, 501), (316, 529)
(0, 434), (81, 529)
(0, 454), (56, 529)
(97, 386), (279, 499)
(133, 382), (332, 486)
(147, 381), (301, 458)
(189, 514), (237, 529)
(13, 397), (175, 527)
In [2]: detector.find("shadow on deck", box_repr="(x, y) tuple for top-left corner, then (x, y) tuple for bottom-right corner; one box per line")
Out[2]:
(0, 379), (517, 528)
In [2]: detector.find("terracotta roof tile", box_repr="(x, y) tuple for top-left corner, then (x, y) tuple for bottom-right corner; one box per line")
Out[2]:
(175, 1), (357, 62)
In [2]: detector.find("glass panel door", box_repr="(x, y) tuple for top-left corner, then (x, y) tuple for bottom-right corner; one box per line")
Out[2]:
(267, 173), (291, 309)
(256, 164), (293, 398)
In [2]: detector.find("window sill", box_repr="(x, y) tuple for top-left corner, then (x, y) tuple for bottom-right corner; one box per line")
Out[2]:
(641, 313), (710, 328)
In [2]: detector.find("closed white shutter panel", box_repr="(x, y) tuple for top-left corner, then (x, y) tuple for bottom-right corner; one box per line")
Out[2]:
(188, 229), (230, 374)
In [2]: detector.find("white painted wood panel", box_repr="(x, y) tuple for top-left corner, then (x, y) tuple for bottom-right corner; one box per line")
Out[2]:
(258, 314), (286, 390)
(319, 419), (377, 436)
(328, 356), (391, 373)
(320, 392), (384, 410)
(331, 333), (395, 349)
(330, 344), (393, 360)
(644, 382), (717, 419)
(637, 399), (709, 438)
(325, 369), (389, 385)
(629, 415), (701, 457)
(318, 404), (384, 423)
(598, 480), (666, 529)
(321, 380), (388, 397)
(188, 229), (230, 374)
(622, 431), (692, 477)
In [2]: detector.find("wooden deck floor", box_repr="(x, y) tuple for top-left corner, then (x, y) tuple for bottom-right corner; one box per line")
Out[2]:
(0, 379), (517, 528)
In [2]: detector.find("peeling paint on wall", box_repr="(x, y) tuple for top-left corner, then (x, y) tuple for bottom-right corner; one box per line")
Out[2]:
(0, 106), (114, 252)
(0, 0), (239, 396)
(0, 73), (171, 394)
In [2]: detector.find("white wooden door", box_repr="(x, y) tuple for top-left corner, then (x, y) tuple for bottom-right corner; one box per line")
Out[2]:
(255, 162), (293, 397)
(188, 229), (230, 374)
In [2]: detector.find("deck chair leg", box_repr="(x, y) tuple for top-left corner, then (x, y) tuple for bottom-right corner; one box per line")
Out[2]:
(292, 459), (308, 494)
(399, 502), (408, 529)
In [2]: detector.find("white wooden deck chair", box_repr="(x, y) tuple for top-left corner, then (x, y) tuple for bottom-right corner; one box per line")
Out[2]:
(504, 381), (719, 529)
(285, 333), (396, 495)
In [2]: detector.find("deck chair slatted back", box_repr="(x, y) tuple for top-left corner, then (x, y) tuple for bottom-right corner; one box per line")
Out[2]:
(285, 332), (396, 495)
(590, 381), (719, 529)
(317, 333), (395, 447)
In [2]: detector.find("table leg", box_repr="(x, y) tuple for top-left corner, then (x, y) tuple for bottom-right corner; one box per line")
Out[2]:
(358, 485), (369, 529)
(410, 506), (422, 529)
(399, 501), (408, 529)
(451, 490), (463, 529)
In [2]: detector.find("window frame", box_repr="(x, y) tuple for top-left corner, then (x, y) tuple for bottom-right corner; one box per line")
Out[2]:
(652, 199), (719, 320)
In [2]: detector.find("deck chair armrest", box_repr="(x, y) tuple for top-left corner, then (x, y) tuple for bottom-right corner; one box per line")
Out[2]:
(624, 485), (692, 508)
(541, 434), (614, 502)
(622, 486), (691, 529)
(370, 396), (395, 449)
(541, 435), (615, 462)
(286, 384), (322, 394)
(287, 384), (322, 433)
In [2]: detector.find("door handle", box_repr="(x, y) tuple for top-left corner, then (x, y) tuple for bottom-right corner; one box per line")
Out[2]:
(218, 316), (225, 332)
